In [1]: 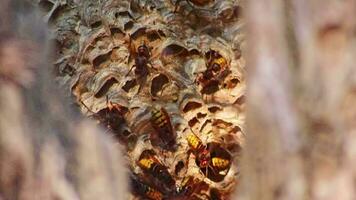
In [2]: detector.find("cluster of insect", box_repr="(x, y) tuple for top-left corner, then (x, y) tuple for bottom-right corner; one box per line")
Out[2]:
(45, 0), (244, 199)
(82, 38), (240, 198)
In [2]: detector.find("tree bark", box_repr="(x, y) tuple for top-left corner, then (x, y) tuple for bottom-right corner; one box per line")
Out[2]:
(0, 1), (128, 199)
(239, 0), (356, 199)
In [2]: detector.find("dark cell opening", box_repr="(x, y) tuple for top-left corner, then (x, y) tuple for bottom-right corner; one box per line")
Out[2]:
(225, 78), (240, 89)
(161, 44), (189, 58)
(110, 27), (124, 36)
(188, 117), (199, 127)
(208, 106), (222, 113)
(151, 74), (169, 96)
(94, 78), (118, 98)
(122, 79), (137, 92)
(197, 112), (207, 119)
(91, 21), (102, 29)
(183, 101), (202, 113)
(124, 21), (134, 31)
(147, 31), (162, 41)
(201, 80), (219, 95)
(174, 161), (185, 175)
(93, 52), (111, 69)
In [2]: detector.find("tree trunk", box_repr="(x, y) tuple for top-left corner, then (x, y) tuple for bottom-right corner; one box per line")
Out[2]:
(239, 0), (356, 199)
(0, 1), (128, 200)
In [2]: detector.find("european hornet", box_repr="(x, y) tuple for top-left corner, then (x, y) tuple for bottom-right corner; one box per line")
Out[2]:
(137, 149), (176, 192)
(186, 132), (232, 182)
(79, 97), (137, 149)
(126, 37), (154, 93)
(130, 173), (164, 200)
(196, 50), (231, 95)
(173, 176), (210, 200)
(150, 106), (177, 151)
(207, 51), (228, 73)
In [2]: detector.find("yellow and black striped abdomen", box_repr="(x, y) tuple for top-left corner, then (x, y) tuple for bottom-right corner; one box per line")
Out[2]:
(186, 133), (203, 150)
(138, 158), (155, 170)
(211, 157), (230, 170)
(130, 173), (163, 200)
(151, 108), (169, 129)
(212, 57), (227, 66)
(149, 107), (176, 150)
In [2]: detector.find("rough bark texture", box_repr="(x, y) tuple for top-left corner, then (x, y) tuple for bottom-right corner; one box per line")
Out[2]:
(0, 1), (128, 200)
(239, 0), (356, 200)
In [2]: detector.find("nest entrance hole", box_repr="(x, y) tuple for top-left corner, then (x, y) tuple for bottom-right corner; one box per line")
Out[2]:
(151, 74), (169, 96)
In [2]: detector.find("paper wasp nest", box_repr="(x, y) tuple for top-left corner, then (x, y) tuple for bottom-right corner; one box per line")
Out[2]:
(37, 0), (245, 198)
